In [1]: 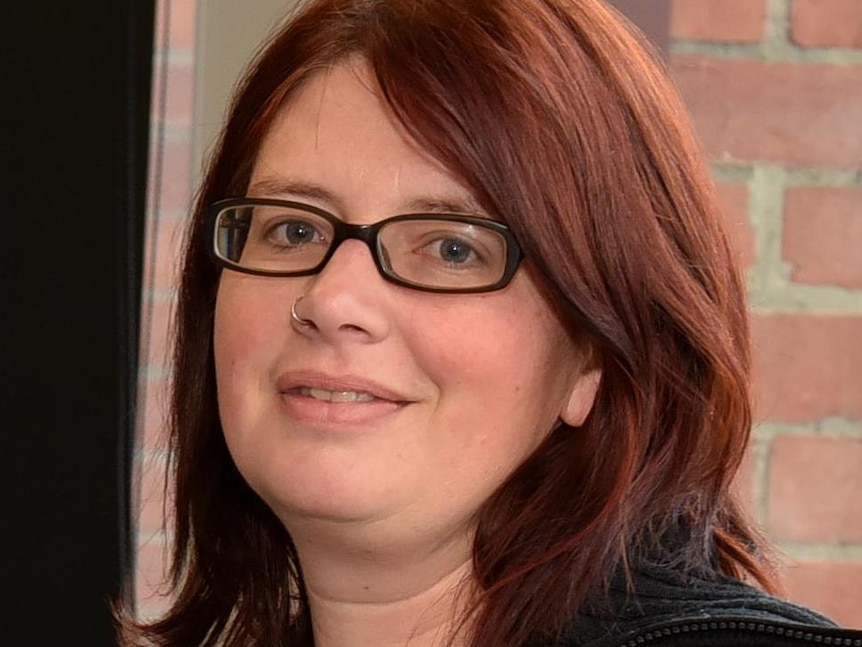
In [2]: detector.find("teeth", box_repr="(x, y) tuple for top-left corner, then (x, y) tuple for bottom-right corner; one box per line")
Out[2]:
(303, 387), (376, 403)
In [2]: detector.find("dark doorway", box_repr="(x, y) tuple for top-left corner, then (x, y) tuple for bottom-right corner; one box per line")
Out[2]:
(2, 1), (154, 644)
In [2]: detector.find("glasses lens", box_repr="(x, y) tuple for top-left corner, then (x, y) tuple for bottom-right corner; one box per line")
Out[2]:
(214, 204), (334, 274)
(379, 218), (509, 290)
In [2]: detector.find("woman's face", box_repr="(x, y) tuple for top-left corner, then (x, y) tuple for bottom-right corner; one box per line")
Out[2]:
(213, 60), (599, 547)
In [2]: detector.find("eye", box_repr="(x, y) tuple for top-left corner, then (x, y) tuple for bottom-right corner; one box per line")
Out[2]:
(434, 238), (475, 264)
(267, 219), (325, 246)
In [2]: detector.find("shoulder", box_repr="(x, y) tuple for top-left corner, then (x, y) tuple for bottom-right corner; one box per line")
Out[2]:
(558, 617), (862, 647)
(546, 564), (862, 647)
(549, 610), (862, 647)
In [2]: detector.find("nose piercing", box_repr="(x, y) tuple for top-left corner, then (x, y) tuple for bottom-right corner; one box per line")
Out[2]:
(290, 296), (313, 326)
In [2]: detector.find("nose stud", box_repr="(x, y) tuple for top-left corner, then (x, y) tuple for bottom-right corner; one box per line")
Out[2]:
(290, 296), (313, 326)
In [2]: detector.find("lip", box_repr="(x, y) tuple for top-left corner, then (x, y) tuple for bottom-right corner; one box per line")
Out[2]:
(275, 371), (413, 403)
(275, 370), (415, 426)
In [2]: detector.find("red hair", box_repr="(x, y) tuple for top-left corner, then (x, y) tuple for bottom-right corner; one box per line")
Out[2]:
(122, 1), (776, 645)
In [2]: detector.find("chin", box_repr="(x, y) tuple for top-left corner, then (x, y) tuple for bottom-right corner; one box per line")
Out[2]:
(247, 468), (407, 527)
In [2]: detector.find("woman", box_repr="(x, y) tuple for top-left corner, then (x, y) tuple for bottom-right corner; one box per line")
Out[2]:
(122, 0), (861, 645)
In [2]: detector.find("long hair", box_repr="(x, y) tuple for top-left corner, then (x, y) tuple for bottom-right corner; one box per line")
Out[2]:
(122, 0), (776, 645)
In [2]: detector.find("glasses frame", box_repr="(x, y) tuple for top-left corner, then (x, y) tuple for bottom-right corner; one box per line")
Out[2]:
(205, 197), (524, 294)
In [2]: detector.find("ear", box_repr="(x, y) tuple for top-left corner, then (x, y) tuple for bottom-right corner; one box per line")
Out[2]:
(560, 366), (601, 427)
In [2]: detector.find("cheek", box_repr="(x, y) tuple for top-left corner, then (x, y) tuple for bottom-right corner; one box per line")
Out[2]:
(408, 316), (505, 387)
(407, 301), (560, 426)
(213, 279), (292, 416)
(406, 311), (567, 504)
(214, 282), (253, 377)
(408, 290), (582, 469)
(214, 277), (293, 357)
(411, 299), (553, 383)
(213, 287), (254, 432)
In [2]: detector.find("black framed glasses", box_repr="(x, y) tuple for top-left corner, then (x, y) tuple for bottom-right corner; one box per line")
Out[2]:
(205, 198), (524, 293)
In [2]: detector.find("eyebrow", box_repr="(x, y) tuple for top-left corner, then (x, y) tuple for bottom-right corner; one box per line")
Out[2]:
(247, 177), (342, 208)
(246, 176), (488, 217)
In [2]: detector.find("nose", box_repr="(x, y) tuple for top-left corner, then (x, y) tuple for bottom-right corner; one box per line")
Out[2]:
(291, 239), (392, 343)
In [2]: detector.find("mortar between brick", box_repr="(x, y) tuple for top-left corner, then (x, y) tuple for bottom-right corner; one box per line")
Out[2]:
(747, 166), (788, 304)
(672, 40), (862, 64)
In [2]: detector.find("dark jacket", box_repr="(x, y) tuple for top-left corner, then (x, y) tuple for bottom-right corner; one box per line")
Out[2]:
(551, 563), (862, 647)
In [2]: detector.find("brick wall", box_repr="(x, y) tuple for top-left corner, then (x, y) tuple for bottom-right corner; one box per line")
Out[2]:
(134, 0), (196, 621)
(133, 0), (862, 627)
(671, 0), (862, 627)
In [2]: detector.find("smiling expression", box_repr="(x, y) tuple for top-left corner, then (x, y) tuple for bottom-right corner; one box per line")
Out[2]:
(213, 60), (599, 548)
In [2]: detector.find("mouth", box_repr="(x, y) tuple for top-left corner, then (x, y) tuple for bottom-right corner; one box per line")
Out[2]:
(295, 387), (380, 404)
(277, 372), (413, 406)
(277, 372), (413, 426)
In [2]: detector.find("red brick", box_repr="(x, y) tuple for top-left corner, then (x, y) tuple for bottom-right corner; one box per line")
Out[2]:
(716, 182), (756, 268)
(731, 443), (757, 512)
(150, 213), (187, 291)
(791, 0), (862, 49)
(783, 187), (862, 289)
(134, 539), (173, 618)
(671, 56), (862, 167)
(168, 0), (197, 52)
(152, 0), (167, 53)
(768, 436), (862, 542)
(162, 62), (195, 127)
(138, 372), (172, 449)
(141, 295), (174, 371)
(783, 561), (862, 628)
(149, 2), (195, 124)
(135, 457), (171, 536)
(156, 138), (194, 211)
(751, 314), (862, 423)
(671, 0), (766, 43)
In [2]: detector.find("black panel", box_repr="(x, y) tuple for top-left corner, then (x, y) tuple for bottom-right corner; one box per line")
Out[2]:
(1, 1), (154, 645)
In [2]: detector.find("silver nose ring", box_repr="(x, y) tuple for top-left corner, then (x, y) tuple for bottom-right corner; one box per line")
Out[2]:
(290, 296), (313, 326)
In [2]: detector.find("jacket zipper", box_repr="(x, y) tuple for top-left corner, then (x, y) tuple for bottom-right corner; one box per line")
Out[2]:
(619, 618), (862, 646)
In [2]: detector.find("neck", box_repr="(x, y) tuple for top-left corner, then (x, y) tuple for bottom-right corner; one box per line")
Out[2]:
(290, 521), (476, 647)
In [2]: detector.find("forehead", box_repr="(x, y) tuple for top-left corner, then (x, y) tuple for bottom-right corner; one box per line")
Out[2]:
(248, 60), (485, 217)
